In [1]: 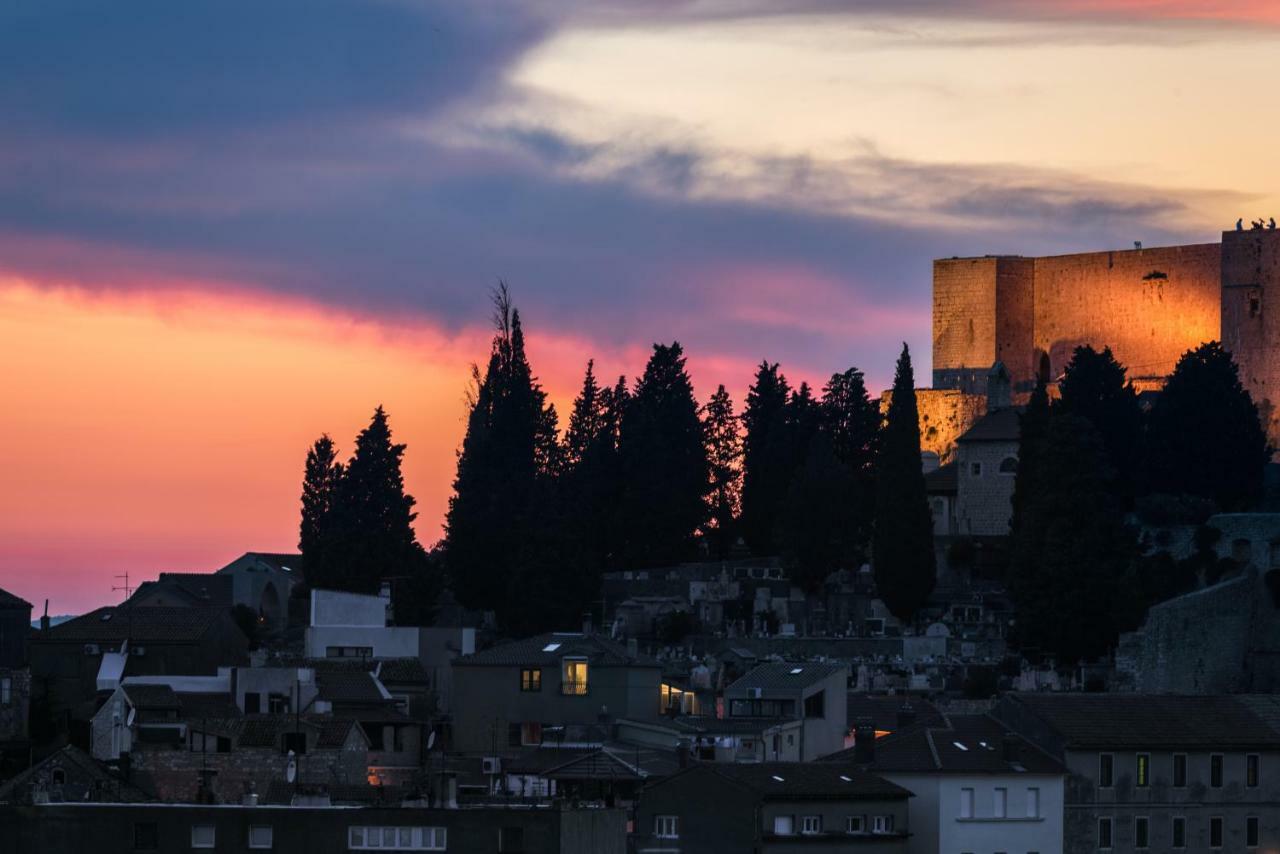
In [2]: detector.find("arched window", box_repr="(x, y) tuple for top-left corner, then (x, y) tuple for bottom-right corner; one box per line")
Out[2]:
(998, 456), (1018, 475)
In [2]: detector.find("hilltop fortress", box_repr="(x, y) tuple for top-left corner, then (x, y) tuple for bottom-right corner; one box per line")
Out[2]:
(918, 228), (1280, 458)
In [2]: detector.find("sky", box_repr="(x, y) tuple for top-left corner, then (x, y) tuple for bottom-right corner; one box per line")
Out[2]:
(3, 0), (1280, 614)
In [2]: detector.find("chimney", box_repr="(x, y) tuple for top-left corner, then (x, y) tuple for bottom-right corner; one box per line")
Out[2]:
(853, 719), (876, 765)
(986, 362), (1011, 411)
(241, 781), (259, 807)
(896, 703), (917, 730)
(582, 612), (594, 635)
(40, 599), (50, 633)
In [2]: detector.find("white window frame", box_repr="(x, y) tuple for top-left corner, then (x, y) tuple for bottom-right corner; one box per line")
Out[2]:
(654, 815), (679, 839)
(800, 815), (821, 835)
(191, 824), (215, 849)
(872, 815), (892, 834)
(248, 824), (273, 849)
(993, 787), (1007, 818)
(773, 815), (795, 836)
(959, 787), (974, 818)
(1026, 786), (1040, 818)
(347, 826), (447, 851)
(845, 815), (865, 834)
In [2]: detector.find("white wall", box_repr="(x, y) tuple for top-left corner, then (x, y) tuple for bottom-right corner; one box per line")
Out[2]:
(885, 772), (1064, 854)
(310, 588), (389, 628)
(305, 625), (420, 659)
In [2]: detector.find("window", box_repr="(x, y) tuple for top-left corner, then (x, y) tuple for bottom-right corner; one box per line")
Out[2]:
(520, 668), (541, 692)
(134, 822), (159, 850)
(191, 826), (215, 849)
(326, 645), (371, 659)
(959, 787), (974, 818)
(872, 815), (893, 834)
(993, 787), (1007, 818)
(970, 462), (983, 477)
(1249, 290), (1262, 318)
(1173, 753), (1187, 787)
(773, 815), (794, 835)
(1172, 816), (1186, 849)
(1248, 816), (1260, 848)
(1098, 817), (1113, 850)
(561, 658), (588, 695)
(1099, 753), (1114, 787)
(998, 456), (1018, 474)
(801, 816), (821, 835)
(348, 827), (446, 851)
(803, 690), (825, 719)
(1, 677), (10, 705)
(1210, 817), (1223, 849)
(499, 826), (524, 853)
(1211, 754), (1224, 788)
(1135, 816), (1149, 849)
(845, 815), (865, 834)
(1136, 753), (1150, 787)
(1247, 753), (1260, 788)
(52, 769), (66, 785)
(248, 825), (273, 849)
(268, 693), (289, 715)
(1026, 787), (1040, 818)
(655, 816), (679, 839)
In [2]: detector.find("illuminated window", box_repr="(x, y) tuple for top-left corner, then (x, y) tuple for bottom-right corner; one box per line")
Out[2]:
(1136, 753), (1150, 787)
(561, 658), (588, 695)
(520, 668), (541, 692)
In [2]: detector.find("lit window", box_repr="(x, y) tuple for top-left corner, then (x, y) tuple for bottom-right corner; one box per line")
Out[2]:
(1099, 817), (1113, 850)
(655, 816), (679, 839)
(1136, 816), (1149, 849)
(1211, 754), (1224, 788)
(801, 816), (821, 835)
(1173, 753), (1187, 787)
(1247, 753), (1260, 788)
(561, 658), (588, 695)
(1136, 753), (1150, 787)
(520, 668), (541, 692)
(773, 815), (795, 836)
(1172, 816), (1186, 849)
(191, 825), (215, 849)
(248, 825), (273, 849)
(845, 815), (865, 834)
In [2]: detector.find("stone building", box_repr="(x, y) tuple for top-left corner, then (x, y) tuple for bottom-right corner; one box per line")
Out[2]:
(953, 407), (1021, 537)
(0, 588), (32, 769)
(932, 229), (1280, 444)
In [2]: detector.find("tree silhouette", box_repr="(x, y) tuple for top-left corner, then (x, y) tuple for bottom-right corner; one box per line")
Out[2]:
(299, 433), (343, 587)
(702, 384), (743, 558)
(1145, 341), (1270, 510)
(1057, 345), (1142, 501)
(872, 344), (936, 622)
(1009, 377), (1049, 541)
(741, 361), (792, 555)
(821, 367), (880, 549)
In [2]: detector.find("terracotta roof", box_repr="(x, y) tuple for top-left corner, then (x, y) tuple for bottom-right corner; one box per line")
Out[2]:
(998, 694), (1280, 751)
(43, 606), (229, 643)
(725, 662), (847, 694)
(957, 407), (1021, 443)
(456, 632), (661, 668)
(828, 714), (1064, 774)
(685, 762), (911, 799)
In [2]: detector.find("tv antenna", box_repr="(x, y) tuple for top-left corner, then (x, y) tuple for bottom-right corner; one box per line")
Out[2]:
(112, 572), (135, 602)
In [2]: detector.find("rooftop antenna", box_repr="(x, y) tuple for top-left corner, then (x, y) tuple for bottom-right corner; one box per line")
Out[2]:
(112, 572), (134, 602)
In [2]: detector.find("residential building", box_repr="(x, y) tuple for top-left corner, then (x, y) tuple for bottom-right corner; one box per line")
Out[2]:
(993, 693), (1280, 854)
(0, 587), (33, 772)
(450, 632), (662, 754)
(723, 662), (849, 760)
(828, 713), (1065, 854)
(0, 744), (155, 805)
(634, 762), (911, 853)
(954, 404), (1020, 538)
(215, 551), (302, 633)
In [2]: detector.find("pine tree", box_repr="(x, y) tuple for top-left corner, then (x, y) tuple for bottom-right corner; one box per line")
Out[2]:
(781, 430), (851, 591)
(702, 385), (743, 558)
(1057, 345), (1142, 500)
(872, 344), (937, 623)
(618, 343), (709, 566)
(565, 361), (604, 470)
(821, 367), (880, 548)
(1009, 413), (1138, 664)
(1146, 341), (1270, 509)
(299, 433), (344, 588)
(741, 362), (792, 555)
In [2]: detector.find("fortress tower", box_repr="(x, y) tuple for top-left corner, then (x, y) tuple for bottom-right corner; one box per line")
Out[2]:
(931, 229), (1280, 443)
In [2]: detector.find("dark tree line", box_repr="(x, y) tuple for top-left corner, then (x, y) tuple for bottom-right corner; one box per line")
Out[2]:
(1009, 342), (1270, 665)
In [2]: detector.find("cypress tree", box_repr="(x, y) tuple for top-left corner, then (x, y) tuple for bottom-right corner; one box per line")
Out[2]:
(299, 433), (344, 589)
(821, 367), (880, 549)
(1057, 345), (1142, 501)
(1146, 341), (1270, 509)
(781, 430), (851, 592)
(872, 344), (937, 623)
(618, 343), (709, 566)
(702, 385), (743, 558)
(1010, 377), (1050, 539)
(741, 362), (792, 555)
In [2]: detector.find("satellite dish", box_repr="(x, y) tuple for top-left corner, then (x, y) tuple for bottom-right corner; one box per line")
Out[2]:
(426, 731), (436, 752)
(126, 708), (136, 727)
(286, 750), (297, 783)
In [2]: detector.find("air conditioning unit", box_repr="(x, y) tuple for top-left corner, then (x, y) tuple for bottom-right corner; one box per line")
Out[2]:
(481, 757), (502, 775)
(747, 687), (764, 699)
(83, 644), (100, 656)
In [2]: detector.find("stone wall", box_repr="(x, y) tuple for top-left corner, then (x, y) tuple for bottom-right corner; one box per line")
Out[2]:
(1222, 229), (1280, 444)
(933, 257), (1002, 393)
(880, 388), (986, 464)
(0, 668), (30, 741)
(133, 743), (368, 803)
(955, 439), (1019, 536)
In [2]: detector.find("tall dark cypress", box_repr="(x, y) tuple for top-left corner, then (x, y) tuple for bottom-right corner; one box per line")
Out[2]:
(299, 433), (344, 588)
(1057, 345), (1142, 501)
(741, 362), (792, 556)
(618, 343), (709, 566)
(872, 344), (937, 623)
(702, 384), (743, 558)
(821, 367), (880, 551)
(1010, 377), (1050, 539)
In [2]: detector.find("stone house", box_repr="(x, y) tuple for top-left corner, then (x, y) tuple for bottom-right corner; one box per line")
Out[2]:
(954, 406), (1020, 537)
(450, 632), (662, 755)
(0, 744), (154, 805)
(826, 713), (1065, 854)
(993, 693), (1280, 854)
(722, 662), (849, 761)
(633, 762), (911, 853)
(214, 552), (301, 634)
(0, 588), (32, 769)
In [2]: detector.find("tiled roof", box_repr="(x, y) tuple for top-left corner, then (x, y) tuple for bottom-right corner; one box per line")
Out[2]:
(924, 461), (958, 493)
(179, 692), (242, 721)
(999, 694), (1280, 750)
(315, 717), (365, 749)
(544, 748), (648, 781)
(0, 745), (155, 805)
(130, 573), (233, 608)
(455, 632), (661, 668)
(957, 407), (1021, 443)
(236, 715), (297, 748)
(725, 661), (847, 694)
(828, 714), (1064, 774)
(846, 694), (944, 733)
(316, 669), (390, 704)
(0, 587), (32, 610)
(665, 716), (793, 735)
(694, 762), (910, 799)
(43, 606), (227, 643)
(376, 658), (429, 684)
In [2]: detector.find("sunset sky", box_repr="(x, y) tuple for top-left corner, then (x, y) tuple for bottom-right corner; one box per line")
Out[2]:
(4, 0), (1280, 614)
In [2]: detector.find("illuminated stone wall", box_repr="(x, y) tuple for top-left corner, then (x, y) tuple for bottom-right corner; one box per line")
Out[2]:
(880, 388), (986, 465)
(1222, 229), (1280, 443)
(933, 257), (1034, 394)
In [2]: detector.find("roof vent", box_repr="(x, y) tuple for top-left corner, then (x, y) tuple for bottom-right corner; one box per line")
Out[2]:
(542, 642), (561, 653)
